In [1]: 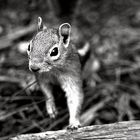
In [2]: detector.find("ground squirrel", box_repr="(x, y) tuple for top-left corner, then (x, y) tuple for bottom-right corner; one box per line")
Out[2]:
(27, 17), (84, 129)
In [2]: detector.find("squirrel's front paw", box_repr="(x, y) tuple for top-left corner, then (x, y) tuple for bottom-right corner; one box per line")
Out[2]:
(67, 120), (81, 130)
(46, 100), (58, 118)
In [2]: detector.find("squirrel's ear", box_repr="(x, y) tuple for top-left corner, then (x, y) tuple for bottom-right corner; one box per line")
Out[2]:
(37, 17), (47, 31)
(59, 23), (71, 48)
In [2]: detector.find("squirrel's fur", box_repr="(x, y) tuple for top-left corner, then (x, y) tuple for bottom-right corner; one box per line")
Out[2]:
(27, 17), (84, 129)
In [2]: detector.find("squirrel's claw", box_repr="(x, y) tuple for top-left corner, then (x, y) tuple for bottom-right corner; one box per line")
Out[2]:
(67, 124), (81, 131)
(67, 121), (81, 131)
(46, 100), (58, 118)
(49, 106), (58, 119)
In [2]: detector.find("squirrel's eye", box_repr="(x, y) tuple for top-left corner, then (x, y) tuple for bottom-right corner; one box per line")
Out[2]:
(50, 47), (58, 56)
(28, 44), (30, 51)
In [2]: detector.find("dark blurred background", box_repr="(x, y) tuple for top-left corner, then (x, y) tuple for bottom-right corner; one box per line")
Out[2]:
(1, 0), (140, 139)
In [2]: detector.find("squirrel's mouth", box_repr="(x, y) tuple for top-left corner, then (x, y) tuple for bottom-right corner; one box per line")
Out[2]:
(29, 62), (52, 73)
(38, 67), (51, 73)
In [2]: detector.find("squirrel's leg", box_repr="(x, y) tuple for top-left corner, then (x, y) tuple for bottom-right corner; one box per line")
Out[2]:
(39, 83), (58, 118)
(61, 76), (84, 129)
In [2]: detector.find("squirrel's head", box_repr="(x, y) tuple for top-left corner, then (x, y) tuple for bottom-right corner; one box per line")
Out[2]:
(27, 17), (71, 73)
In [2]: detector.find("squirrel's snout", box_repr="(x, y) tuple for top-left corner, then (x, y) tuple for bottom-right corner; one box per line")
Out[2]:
(30, 65), (40, 72)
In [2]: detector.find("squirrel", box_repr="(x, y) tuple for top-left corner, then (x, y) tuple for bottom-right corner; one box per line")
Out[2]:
(27, 17), (84, 130)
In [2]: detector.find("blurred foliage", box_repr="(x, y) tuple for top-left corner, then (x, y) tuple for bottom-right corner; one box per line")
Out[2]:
(1, 0), (140, 139)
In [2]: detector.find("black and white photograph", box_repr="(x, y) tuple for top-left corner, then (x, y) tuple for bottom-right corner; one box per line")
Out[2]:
(0, 0), (140, 139)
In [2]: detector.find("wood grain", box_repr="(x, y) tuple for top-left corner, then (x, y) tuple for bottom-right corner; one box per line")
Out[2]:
(11, 121), (140, 140)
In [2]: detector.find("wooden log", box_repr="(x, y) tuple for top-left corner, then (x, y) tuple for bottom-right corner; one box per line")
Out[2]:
(10, 120), (140, 140)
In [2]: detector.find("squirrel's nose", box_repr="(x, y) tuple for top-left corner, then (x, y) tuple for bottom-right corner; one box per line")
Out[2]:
(30, 66), (40, 72)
